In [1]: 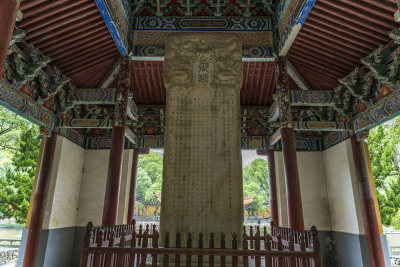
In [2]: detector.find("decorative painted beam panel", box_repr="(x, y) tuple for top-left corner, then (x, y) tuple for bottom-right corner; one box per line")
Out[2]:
(67, 88), (117, 105)
(125, 127), (137, 144)
(126, 98), (138, 121)
(241, 137), (267, 150)
(133, 17), (273, 32)
(323, 131), (351, 150)
(269, 128), (281, 146)
(0, 78), (55, 130)
(290, 90), (337, 106)
(85, 137), (133, 149)
(94, 0), (129, 56)
(98, 59), (121, 88)
(131, 45), (274, 62)
(353, 85), (400, 133)
(286, 59), (311, 90)
(277, 0), (316, 56)
(293, 121), (351, 132)
(57, 128), (85, 148)
(57, 119), (114, 128)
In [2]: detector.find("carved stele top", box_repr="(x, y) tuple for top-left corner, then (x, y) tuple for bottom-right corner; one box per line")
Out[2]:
(163, 33), (243, 89)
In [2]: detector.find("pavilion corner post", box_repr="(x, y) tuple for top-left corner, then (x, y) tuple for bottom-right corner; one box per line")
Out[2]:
(0, 0), (19, 75)
(267, 148), (279, 226)
(102, 125), (125, 227)
(350, 136), (385, 267)
(22, 131), (57, 267)
(280, 127), (304, 231)
(127, 148), (139, 223)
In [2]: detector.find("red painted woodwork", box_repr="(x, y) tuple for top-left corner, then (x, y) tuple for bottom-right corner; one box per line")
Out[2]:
(288, 0), (398, 90)
(80, 221), (322, 267)
(280, 127), (304, 231)
(350, 136), (385, 267)
(16, 0), (118, 87)
(0, 0), (19, 75)
(102, 126), (125, 227)
(127, 148), (139, 224)
(267, 149), (279, 226)
(23, 131), (57, 267)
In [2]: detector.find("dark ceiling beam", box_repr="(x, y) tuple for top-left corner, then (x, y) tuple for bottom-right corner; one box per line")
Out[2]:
(67, 88), (117, 105)
(66, 53), (118, 76)
(98, 58), (121, 89)
(20, 0), (49, 12)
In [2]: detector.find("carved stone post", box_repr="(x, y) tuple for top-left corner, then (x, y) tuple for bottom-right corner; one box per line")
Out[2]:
(23, 130), (57, 267)
(102, 57), (130, 227)
(350, 135), (385, 267)
(0, 0), (19, 75)
(267, 148), (279, 226)
(127, 148), (139, 223)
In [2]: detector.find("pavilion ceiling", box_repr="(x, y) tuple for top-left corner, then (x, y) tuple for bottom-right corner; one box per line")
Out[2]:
(288, 0), (398, 91)
(17, 0), (119, 88)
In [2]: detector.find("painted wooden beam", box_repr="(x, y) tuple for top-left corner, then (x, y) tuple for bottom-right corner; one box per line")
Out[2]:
(57, 118), (114, 128)
(85, 136), (134, 149)
(353, 85), (400, 133)
(131, 45), (275, 62)
(126, 98), (138, 121)
(276, 0), (316, 56)
(0, 78), (55, 130)
(293, 121), (351, 132)
(94, 0), (129, 56)
(286, 59), (311, 91)
(125, 127), (137, 144)
(290, 90), (337, 107)
(98, 58), (121, 88)
(268, 100), (280, 122)
(269, 128), (282, 146)
(67, 88), (117, 105)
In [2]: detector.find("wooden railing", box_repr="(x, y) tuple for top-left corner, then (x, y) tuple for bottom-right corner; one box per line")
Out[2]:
(80, 220), (322, 267)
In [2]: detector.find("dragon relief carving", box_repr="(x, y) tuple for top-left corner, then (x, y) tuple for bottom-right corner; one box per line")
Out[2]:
(164, 33), (243, 88)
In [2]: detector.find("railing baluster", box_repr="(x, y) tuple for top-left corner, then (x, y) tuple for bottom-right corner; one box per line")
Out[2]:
(198, 233), (204, 267)
(163, 232), (170, 267)
(255, 229), (261, 267)
(137, 225), (143, 267)
(300, 235), (307, 267)
(105, 230), (115, 266)
(79, 222), (93, 267)
(129, 230), (137, 267)
(175, 232), (181, 267)
(243, 232), (248, 267)
(289, 234), (296, 267)
(250, 226), (254, 259)
(152, 230), (159, 267)
(118, 231), (126, 267)
(93, 230), (104, 267)
(277, 234), (283, 267)
(140, 231), (148, 267)
(265, 234), (272, 267)
(311, 226), (322, 267)
(209, 233), (215, 267)
(232, 233), (238, 267)
(186, 232), (192, 267)
(220, 233), (226, 267)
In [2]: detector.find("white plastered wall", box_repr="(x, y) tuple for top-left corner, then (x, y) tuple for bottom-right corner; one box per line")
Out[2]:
(75, 149), (133, 227)
(274, 141), (365, 234)
(322, 140), (365, 234)
(42, 136), (85, 229)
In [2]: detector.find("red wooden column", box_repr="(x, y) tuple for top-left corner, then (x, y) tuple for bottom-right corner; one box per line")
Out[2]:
(280, 127), (304, 230)
(127, 148), (139, 223)
(350, 136), (385, 267)
(102, 57), (130, 227)
(0, 0), (19, 75)
(102, 126), (126, 227)
(23, 131), (57, 267)
(267, 148), (279, 226)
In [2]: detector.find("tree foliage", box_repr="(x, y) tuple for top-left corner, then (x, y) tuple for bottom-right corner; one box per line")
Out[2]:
(136, 152), (163, 216)
(368, 117), (400, 228)
(0, 111), (40, 224)
(243, 158), (269, 217)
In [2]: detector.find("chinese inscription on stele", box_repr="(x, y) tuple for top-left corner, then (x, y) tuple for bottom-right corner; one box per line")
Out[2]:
(161, 33), (244, 253)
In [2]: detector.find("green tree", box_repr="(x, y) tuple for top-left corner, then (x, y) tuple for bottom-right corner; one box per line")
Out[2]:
(136, 152), (163, 216)
(0, 125), (40, 224)
(243, 158), (269, 218)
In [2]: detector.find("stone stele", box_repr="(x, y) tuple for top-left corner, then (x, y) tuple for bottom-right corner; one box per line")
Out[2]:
(160, 33), (244, 250)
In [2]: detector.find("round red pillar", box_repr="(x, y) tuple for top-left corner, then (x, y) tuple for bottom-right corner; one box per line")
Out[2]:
(102, 125), (125, 227)
(23, 131), (57, 267)
(127, 148), (139, 223)
(280, 127), (304, 230)
(0, 0), (18, 75)
(350, 136), (385, 267)
(267, 149), (279, 226)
